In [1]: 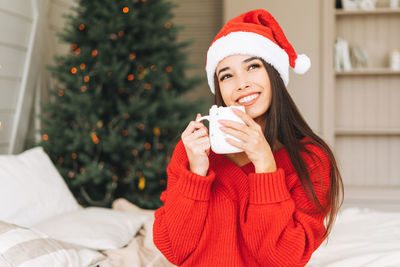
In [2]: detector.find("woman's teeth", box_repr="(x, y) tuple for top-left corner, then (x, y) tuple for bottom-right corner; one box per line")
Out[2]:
(238, 93), (259, 104)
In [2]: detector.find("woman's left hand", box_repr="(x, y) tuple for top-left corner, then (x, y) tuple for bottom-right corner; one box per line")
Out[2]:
(219, 107), (277, 173)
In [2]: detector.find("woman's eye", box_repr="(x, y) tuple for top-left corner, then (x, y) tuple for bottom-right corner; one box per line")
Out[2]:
(220, 74), (232, 81)
(249, 64), (260, 70)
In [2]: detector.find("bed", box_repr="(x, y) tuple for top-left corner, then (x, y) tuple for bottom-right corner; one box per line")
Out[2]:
(0, 147), (175, 267)
(308, 206), (400, 267)
(1, 147), (400, 267)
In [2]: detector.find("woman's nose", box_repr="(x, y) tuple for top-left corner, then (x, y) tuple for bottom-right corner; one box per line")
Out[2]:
(236, 73), (250, 90)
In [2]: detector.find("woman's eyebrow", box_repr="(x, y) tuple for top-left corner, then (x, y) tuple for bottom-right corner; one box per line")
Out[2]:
(217, 66), (229, 76)
(243, 56), (260, 63)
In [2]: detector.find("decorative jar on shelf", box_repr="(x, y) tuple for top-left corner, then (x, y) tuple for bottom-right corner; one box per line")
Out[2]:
(389, 48), (400, 70)
(390, 0), (399, 9)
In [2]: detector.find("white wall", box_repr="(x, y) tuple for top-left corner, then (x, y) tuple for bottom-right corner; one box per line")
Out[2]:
(0, 0), (34, 153)
(0, 0), (75, 154)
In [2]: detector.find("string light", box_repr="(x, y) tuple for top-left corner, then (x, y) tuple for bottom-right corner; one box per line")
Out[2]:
(71, 67), (77, 74)
(127, 74), (134, 81)
(92, 50), (98, 57)
(166, 66), (173, 72)
(145, 83), (151, 90)
(42, 134), (48, 141)
(138, 123), (145, 130)
(164, 22), (171, 29)
(81, 86), (87, 92)
(153, 127), (161, 136)
(122, 7), (129, 13)
(150, 65), (157, 71)
(97, 121), (103, 128)
(75, 48), (81, 55)
(84, 75), (90, 82)
(79, 24), (85, 30)
(129, 53), (136, 60)
(68, 171), (75, 179)
(91, 132), (99, 144)
(72, 153), (77, 159)
(80, 63), (86, 70)
(144, 142), (151, 149)
(118, 30), (125, 37)
(58, 90), (64, 96)
(80, 167), (85, 173)
(132, 149), (138, 156)
(72, 44), (78, 50)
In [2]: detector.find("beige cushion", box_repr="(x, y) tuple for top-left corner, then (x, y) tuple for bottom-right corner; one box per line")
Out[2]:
(33, 207), (148, 250)
(0, 220), (105, 267)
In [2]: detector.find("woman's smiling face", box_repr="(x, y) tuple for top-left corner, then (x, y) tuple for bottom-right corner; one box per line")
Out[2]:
(215, 55), (272, 122)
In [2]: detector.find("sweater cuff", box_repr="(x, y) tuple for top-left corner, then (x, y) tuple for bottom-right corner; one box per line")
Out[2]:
(248, 168), (291, 204)
(176, 165), (216, 201)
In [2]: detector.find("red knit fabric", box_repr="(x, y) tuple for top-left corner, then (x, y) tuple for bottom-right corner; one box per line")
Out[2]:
(153, 137), (331, 267)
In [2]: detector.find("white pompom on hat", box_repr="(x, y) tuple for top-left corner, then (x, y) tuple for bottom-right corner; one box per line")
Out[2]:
(206, 9), (311, 94)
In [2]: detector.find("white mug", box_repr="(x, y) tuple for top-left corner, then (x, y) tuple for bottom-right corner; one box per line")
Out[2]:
(196, 105), (245, 154)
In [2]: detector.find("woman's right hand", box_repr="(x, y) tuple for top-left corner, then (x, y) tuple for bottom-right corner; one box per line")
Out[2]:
(181, 114), (211, 176)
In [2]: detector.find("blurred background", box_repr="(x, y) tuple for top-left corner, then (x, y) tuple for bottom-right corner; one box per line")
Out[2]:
(0, 0), (399, 210)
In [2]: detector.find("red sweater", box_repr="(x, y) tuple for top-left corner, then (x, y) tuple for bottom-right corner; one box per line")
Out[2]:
(153, 138), (330, 266)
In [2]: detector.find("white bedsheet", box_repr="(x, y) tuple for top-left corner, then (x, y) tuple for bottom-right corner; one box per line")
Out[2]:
(308, 207), (400, 267)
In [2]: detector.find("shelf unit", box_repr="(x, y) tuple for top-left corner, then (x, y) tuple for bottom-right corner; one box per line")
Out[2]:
(336, 68), (400, 75)
(335, 7), (400, 15)
(324, 1), (400, 204)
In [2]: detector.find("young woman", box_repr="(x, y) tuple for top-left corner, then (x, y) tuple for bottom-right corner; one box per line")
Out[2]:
(153, 9), (343, 267)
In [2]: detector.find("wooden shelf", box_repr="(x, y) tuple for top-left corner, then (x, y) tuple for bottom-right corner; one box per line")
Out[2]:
(336, 128), (400, 136)
(335, 8), (400, 15)
(335, 68), (400, 76)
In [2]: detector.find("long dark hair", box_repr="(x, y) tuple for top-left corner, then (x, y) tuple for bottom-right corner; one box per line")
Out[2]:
(214, 60), (343, 239)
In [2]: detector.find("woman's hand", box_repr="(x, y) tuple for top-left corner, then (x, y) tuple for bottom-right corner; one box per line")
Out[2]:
(219, 108), (277, 173)
(181, 114), (211, 176)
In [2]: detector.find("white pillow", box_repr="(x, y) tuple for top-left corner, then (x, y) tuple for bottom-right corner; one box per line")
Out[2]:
(0, 220), (105, 267)
(33, 207), (149, 250)
(0, 147), (80, 227)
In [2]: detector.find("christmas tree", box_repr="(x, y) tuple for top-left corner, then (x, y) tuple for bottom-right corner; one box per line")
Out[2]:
(39, 0), (204, 209)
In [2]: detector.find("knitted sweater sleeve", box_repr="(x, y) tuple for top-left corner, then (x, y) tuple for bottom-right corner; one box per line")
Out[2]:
(240, 146), (331, 267)
(153, 140), (215, 265)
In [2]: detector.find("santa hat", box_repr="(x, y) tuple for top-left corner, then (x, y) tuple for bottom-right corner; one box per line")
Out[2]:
(206, 9), (310, 94)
